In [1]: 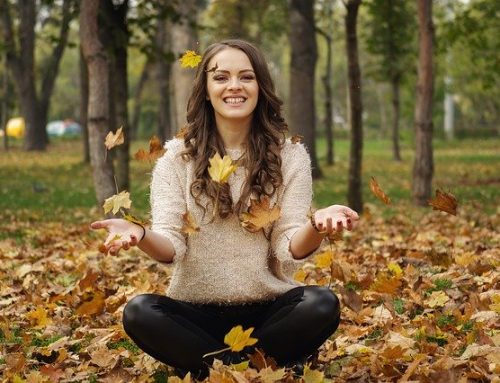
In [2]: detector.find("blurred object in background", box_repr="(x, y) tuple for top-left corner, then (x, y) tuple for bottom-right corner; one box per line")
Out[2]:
(46, 119), (82, 137)
(4, 117), (25, 138)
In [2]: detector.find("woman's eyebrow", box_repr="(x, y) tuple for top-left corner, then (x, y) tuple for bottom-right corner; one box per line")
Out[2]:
(212, 69), (255, 74)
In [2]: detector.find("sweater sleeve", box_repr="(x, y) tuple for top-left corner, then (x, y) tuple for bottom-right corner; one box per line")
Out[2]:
(150, 142), (187, 263)
(270, 142), (316, 273)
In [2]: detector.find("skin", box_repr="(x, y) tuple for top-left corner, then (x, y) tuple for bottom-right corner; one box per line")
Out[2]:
(91, 47), (359, 260)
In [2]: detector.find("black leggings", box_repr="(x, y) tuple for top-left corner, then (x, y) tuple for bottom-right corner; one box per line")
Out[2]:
(123, 286), (340, 376)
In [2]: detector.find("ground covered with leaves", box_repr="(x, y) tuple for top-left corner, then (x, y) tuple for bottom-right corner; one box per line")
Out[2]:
(1, 205), (498, 382)
(0, 139), (499, 382)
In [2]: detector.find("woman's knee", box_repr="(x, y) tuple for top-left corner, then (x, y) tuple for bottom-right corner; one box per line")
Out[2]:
(122, 294), (156, 331)
(302, 286), (340, 322)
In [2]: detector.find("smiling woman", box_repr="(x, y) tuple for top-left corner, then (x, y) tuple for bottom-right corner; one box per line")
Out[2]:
(90, 39), (359, 379)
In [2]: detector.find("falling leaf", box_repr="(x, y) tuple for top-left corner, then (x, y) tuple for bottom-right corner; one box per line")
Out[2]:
(224, 325), (258, 352)
(425, 291), (450, 308)
(123, 213), (148, 227)
(240, 196), (281, 232)
(370, 176), (391, 204)
(208, 152), (238, 183)
(428, 188), (458, 215)
(302, 365), (324, 383)
(26, 306), (52, 328)
(104, 126), (124, 150)
(134, 136), (166, 162)
(175, 126), (188, 139)
(103, 191), (132, 215)
(291, 134), (304, 144)
(179, 50), (202, 68)
(181, 212), (200, 235)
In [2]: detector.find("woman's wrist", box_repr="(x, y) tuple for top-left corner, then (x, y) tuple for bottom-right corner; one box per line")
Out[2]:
(309, 210), (324, 235)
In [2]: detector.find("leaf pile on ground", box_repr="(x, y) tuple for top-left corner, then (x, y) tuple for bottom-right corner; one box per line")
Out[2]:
(0, 204), (498, 382)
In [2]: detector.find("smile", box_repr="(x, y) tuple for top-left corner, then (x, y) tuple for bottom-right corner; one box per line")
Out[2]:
(224, 97), (246, 104)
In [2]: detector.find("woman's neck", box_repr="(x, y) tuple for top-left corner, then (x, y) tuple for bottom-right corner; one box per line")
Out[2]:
(215, 119), (251, 150)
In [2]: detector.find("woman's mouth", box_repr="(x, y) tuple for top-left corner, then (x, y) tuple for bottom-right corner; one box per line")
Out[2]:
(224, 97), (246, 104)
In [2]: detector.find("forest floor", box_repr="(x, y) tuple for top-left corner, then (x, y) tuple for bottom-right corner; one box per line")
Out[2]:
(0, 137), (498, 382)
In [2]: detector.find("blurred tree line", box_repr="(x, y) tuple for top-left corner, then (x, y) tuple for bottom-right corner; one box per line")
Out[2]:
(0, 0), (498, 210)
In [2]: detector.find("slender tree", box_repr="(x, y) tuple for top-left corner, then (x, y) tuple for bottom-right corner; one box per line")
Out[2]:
(79, 48), (90, 163)
(365, 0), (414, 161)
(413, 0), (435, 206)
(80, 0), (116, 207)
(289, 0), (322, 178)
(316, 0), (336, 165)
(343, 0), (363, 213)
(0, 0), (76, 151)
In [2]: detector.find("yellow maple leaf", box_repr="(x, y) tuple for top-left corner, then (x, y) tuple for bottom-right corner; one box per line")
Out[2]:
(302, 365), (324, 383)
(369, 176), (391, 204)
(224, 325), (258, 352)
(257, 367), (286, 383)
(134, 135), (166, 162)
(428, 188), (458, 215)
(370, 272), (402, 294)
(104, 126), (124, 150)
(314, 250), (333, 269)
(26, 306), (52, 328)
(240, 196), (281, 232)
(181, 212), (200, 235)
(489, 294), (500, 313)
(294, 268), (307, 283)
(179, 50), (202, 68)
(76, 291), (106, 316)
(425, 291), (450, 308)
(388, 262), (403, 278)
(208, 152), (238, 183)
(103, 191), (132, 215)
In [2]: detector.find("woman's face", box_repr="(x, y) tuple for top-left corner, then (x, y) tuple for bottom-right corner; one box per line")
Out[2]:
(206, 48), (259, 128)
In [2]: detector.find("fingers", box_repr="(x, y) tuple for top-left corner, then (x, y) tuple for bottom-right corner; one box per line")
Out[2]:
(90, 220), (107, 230)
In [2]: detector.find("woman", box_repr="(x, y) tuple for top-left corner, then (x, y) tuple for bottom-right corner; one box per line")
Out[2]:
(91, 39), (359, 379)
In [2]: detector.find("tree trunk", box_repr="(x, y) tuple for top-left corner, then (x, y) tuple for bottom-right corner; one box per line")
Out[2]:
(130, 59), (152, 140)
(108, 0), (130, 192)
(345, 0), (363, 213)
(1, 52), (8, 151)
(412, 0), (434, 206)
(80, 0), (116, 207)
(156, 16), (172, 142)
(288, 0), (322, 179)
(80, 47), (90, 163)
(391, 75), (402, 161)
(170, 0), (197, 133)
(0, 0), (74, 151)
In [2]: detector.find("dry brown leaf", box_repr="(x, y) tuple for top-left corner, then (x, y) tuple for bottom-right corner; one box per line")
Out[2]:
(290, 134), (304, 144)
(181, 212), (200, 235)
(79, 269), (99, 291)
(175, 126), (189, 139)
(134, 135), (166, 162)
(240, 196), (281, 232)
(104, 126), (124, 150)
(338, 285), (363, 313)
(76, 291), (106, 316)
(369, 176), (391, 205)
(428, 188), (458, 215)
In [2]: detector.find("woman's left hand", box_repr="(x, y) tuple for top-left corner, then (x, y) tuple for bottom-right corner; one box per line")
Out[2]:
(313, 205), (359, 235)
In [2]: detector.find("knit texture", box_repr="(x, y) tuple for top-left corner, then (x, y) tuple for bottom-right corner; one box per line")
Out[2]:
(150, 138), (316, 304)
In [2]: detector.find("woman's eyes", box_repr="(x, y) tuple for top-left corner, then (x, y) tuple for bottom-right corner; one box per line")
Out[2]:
(212, 75), (255, 82)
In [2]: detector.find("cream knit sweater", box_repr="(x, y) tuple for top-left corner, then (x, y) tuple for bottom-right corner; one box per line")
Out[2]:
(150, 138), (315, 304)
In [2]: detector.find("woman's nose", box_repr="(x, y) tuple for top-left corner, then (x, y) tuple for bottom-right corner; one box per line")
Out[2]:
(227, 77), (242, 90)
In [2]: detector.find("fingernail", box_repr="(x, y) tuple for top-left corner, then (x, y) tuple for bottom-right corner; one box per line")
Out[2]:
(337, 221), (342, 225)
(347, 218), (351, 223)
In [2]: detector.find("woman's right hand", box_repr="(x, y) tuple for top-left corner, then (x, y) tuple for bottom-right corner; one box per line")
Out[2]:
(90, 219), (144, 255)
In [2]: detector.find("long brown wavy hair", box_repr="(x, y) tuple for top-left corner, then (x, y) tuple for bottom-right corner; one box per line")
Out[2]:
(180, 39), (288, 220)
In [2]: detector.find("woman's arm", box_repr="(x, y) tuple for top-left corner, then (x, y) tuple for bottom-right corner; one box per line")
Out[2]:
(90, 219), (176, 263)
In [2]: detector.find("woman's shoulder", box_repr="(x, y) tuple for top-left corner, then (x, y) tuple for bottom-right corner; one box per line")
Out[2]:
(280, 138), (310, 162)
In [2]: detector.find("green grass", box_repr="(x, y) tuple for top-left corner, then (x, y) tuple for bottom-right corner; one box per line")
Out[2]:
(0, 136), (498, 224)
